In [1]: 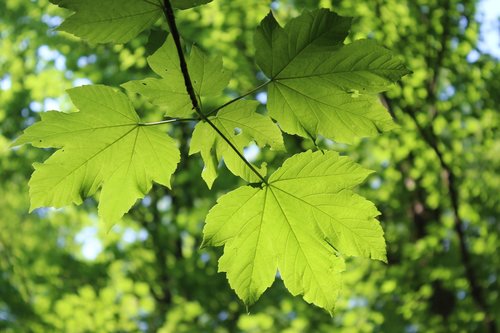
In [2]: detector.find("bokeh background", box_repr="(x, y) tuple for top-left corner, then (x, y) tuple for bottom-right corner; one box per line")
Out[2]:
(1, 0), (499, 332)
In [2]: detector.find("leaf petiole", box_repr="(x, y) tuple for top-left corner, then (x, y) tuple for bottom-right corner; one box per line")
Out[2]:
(205, 80), (271, 117)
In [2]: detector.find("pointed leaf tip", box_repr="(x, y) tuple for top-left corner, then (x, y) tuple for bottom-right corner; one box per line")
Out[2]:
(123, 36), (230, 119)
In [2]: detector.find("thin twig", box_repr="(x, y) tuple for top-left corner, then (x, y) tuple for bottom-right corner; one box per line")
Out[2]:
(161, 0), (268, 184)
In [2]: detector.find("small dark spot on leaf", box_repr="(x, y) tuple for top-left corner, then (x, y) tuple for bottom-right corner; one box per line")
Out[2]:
(348, 89), (360, 98)
(142, 83), (147, 86)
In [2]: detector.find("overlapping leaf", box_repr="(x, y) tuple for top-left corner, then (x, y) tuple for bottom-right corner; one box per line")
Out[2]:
(14, 85), (180, 223)
(203, 150), (386, 313)
(50, 0), (213, 44)
(255, 9), (410, 143)
(189, 100), (284, 188)
(123, 36), (230, 118)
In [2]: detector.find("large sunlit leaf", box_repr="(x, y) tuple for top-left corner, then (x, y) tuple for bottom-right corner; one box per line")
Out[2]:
(50, 0), (163, 44)
(123, 36), (231, 118)
(255, 9), (410, 143)
(14, 85), (180, 223)
(189, 100), (284, 188)
(50, 0), (213, 44)
(203, 150), (386, 313)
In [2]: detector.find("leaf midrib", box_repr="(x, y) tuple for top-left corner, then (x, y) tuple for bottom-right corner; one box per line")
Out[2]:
(270, 184), (375, 256)
(43, 125), (138, 191)
(71, 8), (160, 25)
(271, 16), (337, 79)
(275, 81), (384, 123)
(268, 186), (332, 307)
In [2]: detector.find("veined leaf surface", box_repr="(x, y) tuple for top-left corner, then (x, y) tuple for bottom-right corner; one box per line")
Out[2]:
(189, 100), (284, 188)
(51, 0), (163, 44)
(50, 0), (213, 43)
(123, 36), (231, 118)
(203, 150), (386, 313)
(172, 0), (213, 10)
(14, 85), (180, 223)
(255, 9), (410, 143)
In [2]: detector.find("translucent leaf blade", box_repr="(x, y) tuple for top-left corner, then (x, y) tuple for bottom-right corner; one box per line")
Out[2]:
(204, 186), (277, 305)
(255, 9), (351, 78)
(123, 36), (230, 118)
(172, 0), (213, 10)
(268, 80), (397, 143)
(122, 78), (193, 118)
(276, 40), (411, 92)
(269, 149), (373, 194)
(203, 150), (385, 313)
(52, 0), (162, 44)
(255, 10), (410, 143)
(189, 100), (284, 187)
(16, 85), (180, 223)
(266, 185), (346, 314)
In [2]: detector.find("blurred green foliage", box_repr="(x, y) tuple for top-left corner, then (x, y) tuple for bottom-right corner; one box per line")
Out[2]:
(1, 0), (499, 332)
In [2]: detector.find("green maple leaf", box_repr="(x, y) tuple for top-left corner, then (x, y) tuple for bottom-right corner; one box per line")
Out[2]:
(14, 85), (180, 223)
(50, 0), (213, 44)
(189, 100), (284, 188)
(50, 0), (163, 44)
(255, 9), (411, 143)
(123, 36), (231, 118)
(203, 150), (385, 313)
